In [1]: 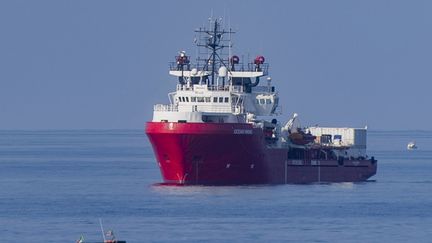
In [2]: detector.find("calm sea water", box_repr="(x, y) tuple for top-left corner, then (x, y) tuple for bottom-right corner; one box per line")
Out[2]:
(0, 130), (431, 242)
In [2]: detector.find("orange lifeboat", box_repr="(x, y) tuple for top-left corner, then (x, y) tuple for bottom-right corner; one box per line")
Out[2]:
(289, 129), (316, 145)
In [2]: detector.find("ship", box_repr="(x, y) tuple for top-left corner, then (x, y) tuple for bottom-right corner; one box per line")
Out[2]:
(145, 18), (377, 185)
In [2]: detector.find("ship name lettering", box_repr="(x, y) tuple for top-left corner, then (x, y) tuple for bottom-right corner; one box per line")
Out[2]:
(233, 129), (253, 135)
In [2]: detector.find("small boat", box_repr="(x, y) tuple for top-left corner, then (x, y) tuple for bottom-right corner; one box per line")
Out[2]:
(407, 141), (417, 150)
(75, 231), (126, 243)
(76, 219), (126, 243)
(102, 230), (126, 243)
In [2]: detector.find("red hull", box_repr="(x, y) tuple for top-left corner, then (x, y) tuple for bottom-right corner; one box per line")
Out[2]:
(146, 122), (377, 185)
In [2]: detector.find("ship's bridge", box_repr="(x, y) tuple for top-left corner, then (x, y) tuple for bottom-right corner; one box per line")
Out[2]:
(152, 80), (279, 123)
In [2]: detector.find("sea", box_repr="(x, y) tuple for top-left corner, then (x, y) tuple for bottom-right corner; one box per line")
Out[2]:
(0, 130), (431, 243)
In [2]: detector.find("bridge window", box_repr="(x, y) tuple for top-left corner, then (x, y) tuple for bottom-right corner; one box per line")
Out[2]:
(260, 99), (265, 104)
(191, 97), (197, 102)
(213, 97), (218, 103)
(197, 97), (204, 102)
(266, 99), (272, 104)
(224, 97), (229, 103)
(185, 97), (189, 102)
(205, 97), (211, 102)
(219, 97), (223, 103)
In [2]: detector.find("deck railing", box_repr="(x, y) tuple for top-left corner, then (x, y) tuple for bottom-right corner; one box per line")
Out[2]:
(198, 105), (243, 114)
(154, 104), (243, 114)
(169, 62), (269, 74)
(176, 84), (244, 92)
(154, 104), (178, 112)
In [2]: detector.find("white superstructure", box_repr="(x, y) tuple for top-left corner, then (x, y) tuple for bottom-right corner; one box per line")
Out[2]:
(153, 76), (279, 123)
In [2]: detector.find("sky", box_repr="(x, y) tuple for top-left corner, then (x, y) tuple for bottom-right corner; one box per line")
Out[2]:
(0, 0), (431, 130)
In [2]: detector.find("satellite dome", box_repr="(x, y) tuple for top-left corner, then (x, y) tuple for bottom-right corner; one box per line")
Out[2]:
(218, 66), (228, 77)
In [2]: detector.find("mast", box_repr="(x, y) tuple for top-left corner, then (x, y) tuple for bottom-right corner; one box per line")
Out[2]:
(211, 20), (217, 85)
(195, 18), (234, 86)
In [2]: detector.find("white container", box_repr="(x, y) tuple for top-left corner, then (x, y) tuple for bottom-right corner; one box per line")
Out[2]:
(307, 127), (365, 145)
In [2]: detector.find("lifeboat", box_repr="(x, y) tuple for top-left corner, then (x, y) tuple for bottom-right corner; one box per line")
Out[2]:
(289, 129), (316, 145)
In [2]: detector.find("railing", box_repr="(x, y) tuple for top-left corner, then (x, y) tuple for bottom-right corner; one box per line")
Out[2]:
(154, 104), (178, 112)
(154, 104), (244, 114)
(176, 84), (193, 91)
(245, 63), (269, 74)
(169, 62), (206, 71)
(230, 85), (244, 93)
(199, 105), (243, 114)
(207, 85), (230, 91)
(169, 61), (269, 74)
(176, 84), (244, 93)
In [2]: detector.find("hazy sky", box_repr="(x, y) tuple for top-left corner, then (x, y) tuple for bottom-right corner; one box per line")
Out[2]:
(1, 0), (431, 130)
